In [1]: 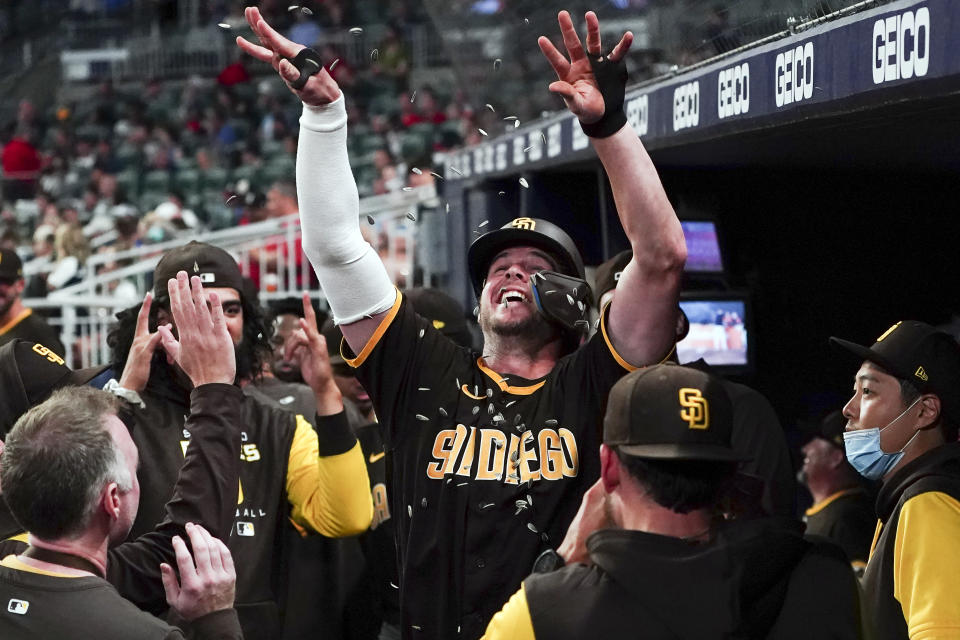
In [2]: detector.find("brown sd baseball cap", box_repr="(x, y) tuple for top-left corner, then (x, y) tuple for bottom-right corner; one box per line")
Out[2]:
(593, 249), (632, 302)
(603, 364), (744, 461)
(405, 287), (471, 348)
(153, 241), (244, 301)
(830, 320), (960, 423)
(0, 248), (23, 282)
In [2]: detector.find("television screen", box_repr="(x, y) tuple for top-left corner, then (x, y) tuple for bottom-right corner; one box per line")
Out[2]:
(681, 220), (723, 273)
(677, 298), (748, 367)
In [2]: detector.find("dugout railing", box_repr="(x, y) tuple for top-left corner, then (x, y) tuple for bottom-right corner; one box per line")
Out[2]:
(21, 184), (440, 369)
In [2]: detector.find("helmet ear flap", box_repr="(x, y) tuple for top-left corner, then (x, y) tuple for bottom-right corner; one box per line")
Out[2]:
(530, 271), (592, 335)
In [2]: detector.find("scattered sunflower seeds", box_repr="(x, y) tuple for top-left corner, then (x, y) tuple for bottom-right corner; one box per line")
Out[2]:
(510, 450), (520, 463)
(412, 625), (421, 631)
(445, 202), (450, 213)
(486, 388), (494, 397)
(541, 532), (549, 542)
(503, 116), (518, 121)
(410, 90), (417, 103)
(473, 305), (479, 316)
(431, 172), (444, 180)
(487, 403), (495, 415)
(225, 194), (238, 205)
(438, 407), (448, 417)
(390, 582), (398, 588)
(493, 413), (504, 423)
(498, 191), (505, 196)
(418, 386), (430, 391)
(418, 328), (425, 338)
(402, 187), (413, 192)
(301, 6), (313, 15)
(486, 104), (495, 112)
(527, 494), (533, 505)
(519, 177), (529, 188)
(525, 17), (530, 24)
(494, 58), (502, 70)
(407, 505), (413, 517)
(349, 26), (363, 35)
(514, 120), (520, 128)
(449, 166), (463, 176)
(494, 439), (504, 449)
(217, 22), (231, 29)
(527, 523), (538, 533)
(288, 5), (300, 11)
(456, 482), (468, 487)
(421, 498), (427, 508)
(415, 414), (429, 421)
(578, 301), (585, 312)
(506, 400), (516, 408)
(545, 419), (558, 426)
(481, 502), (495, 510)
(475, 385), (479, 396)
(478, 128), (488, 136)
(371, 49), (379, 61)
(329, 58), (340, 71)
(411, 167), (422, 175)
(366, 215), (375, 225)
(478, 220), (489, 227)
(406, 212), (417, 221)
(472, 406), (480, 415)
(522, 145), (533, 153)
(540, 132), (547, 144)
(566, 293), (575, 306)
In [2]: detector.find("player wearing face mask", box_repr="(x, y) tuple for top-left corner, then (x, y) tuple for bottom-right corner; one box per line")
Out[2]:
(831, 321), (960, 640)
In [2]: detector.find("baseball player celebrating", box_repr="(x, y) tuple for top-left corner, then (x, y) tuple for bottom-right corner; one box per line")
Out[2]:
(238, 8), (686, 639)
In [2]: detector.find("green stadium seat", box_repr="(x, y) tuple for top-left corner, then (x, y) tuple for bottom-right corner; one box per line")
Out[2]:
(142, 170), (171, 193)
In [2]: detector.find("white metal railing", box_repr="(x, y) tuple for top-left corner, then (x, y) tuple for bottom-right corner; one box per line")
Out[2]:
(22, 184), (438, 368)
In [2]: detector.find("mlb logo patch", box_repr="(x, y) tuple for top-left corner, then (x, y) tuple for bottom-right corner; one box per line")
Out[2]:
(7, 599), (29, 615)
(237, 522), (255, 537)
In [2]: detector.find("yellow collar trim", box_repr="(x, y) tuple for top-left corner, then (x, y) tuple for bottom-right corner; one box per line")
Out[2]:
(476, 358), (546, 396)
(805, 488), (865, 517)
(0, 308), (31, 335)
(1, 555), (84, 578)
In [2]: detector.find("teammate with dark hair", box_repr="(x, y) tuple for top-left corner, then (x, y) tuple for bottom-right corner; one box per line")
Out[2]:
(239, 8), (686, 639)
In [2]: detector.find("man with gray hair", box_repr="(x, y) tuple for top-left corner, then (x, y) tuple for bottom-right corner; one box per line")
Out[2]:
(0, 273), (245, 638)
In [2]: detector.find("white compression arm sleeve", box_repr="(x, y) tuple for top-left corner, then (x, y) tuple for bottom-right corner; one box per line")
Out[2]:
(296, 95), (397, 324)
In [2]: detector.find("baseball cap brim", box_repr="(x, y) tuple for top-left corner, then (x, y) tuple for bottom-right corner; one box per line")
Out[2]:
(829, 336), (906, 380)
(618, 442), (749, 462)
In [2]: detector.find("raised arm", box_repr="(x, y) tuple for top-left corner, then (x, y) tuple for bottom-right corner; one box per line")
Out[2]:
(236, 7), (395, 355)
(539, 11), (686, 366)
(107, 273), (241, 612)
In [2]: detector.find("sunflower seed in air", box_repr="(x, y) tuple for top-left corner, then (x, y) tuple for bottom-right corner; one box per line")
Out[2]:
(449, 166), (463, 176)
(445, 202), (450, 213)
(418, 386), (430, 391)
(411, 167), (422, 175)
(403, 187), (414, 192)
(329, 58), (340, 71)
(390, 582), (398, 588)
(410, 91), (417, 103)
(349, 27), (364, 35)
(407, 505), (413, 517)
(371, 49), (379, 61)
(510, 450), (520, 463)
(504, 116), (517, 121)
(506, 401), (516, 408)
(523, 145), (532, 153)
(478, 128), (488, 136)
(288, 5), (300, 10)
(419, 328), (425, 338)
(494, 58), (502, 70)
(514, 414), (522, 425)
(415, 414), (429, 421)
(515, 500), (528, 509)
(486, 104), (495, 112)
(366, 215), (375, 225)
(486, 388), (494, 397)
(481, 502), (495, 510)
(493, 413), (504, 423)
(494, 439), (504, 449)
(527, 494), (533, 505)
(566, 294), (575, 306)
(438, 407), (448, 417)
(217, 22), (231, 29)
(541, 532), (549, 542)
(421, 498), (427, 508)
(473, 305), (479, 316)
(406, 212), (417, 222)
(545, 419), (558, 426)
(524, 17), (530, 24)
(487, 403), (495, 415)
(527, 523), (538, 533)
(519, 177), (529, 188)
(225, 195), (238, 205)
(457, 482), (468, 487)
(498, 191), (505, 196)
(412, 625), (421, 631)
(301, 6), (313, 15)
(432, 172), (444, 180)
(472, 406), (480, 416)
(514, 120), (520, 128)
(474, 385), (479, 396)
(478, 220), (489, 227)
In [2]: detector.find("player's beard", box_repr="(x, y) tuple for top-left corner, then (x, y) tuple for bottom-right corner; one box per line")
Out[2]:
(478, 299), (561, 350)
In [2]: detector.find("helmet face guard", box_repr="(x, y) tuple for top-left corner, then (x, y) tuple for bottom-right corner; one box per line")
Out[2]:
(530, 271), (592, 335)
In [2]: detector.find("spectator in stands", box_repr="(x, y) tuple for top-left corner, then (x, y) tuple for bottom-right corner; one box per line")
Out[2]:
(799, 410), (875, 574)
(832, 321), (960, 640)
(320, 43), (356, 90)
(287, 10), (323, 47)
(218, 50), (252, 87)
(375, 22), (411, 91)
(0, 248), (64, 355)
(46, 223), (90, 291)
(1, 124), (42, 202)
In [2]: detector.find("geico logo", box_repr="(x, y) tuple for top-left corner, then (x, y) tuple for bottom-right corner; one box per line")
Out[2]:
(426, 424), (579, 484)
(775, 42), (814, 107)
(873, 7), (930, 85)
(718, 63), (750, 118)
(673, 81), (700, 131)
(626, 94), (649, 136)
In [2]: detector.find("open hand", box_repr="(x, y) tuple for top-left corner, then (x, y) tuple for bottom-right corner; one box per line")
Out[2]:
(538, 11), (632, 124)
(160, 523), (236, 621)
(118, 291), (167, 392)
(158, 272), (236, 387)
(235, 6), (341, 107)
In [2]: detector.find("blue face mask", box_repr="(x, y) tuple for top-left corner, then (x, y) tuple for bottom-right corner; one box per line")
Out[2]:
(843, 397), (922, 481)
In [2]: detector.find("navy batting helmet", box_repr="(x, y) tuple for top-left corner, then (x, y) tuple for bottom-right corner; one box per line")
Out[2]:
(467, 217), (585, 298)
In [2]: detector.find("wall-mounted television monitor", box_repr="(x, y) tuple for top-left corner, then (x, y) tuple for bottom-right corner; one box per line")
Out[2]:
(677, 293), (751, 371)
(681, 220), (724, 273)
